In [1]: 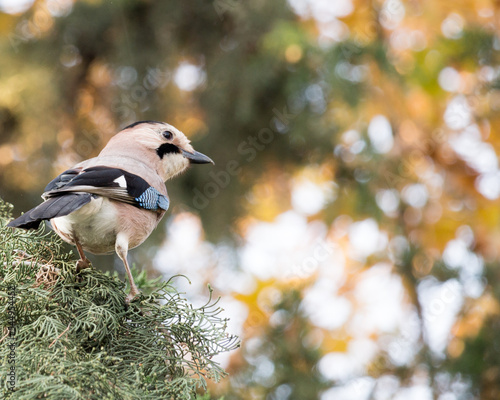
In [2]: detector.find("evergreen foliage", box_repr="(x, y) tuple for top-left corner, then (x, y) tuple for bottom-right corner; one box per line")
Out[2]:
(0, 200), (238, 399)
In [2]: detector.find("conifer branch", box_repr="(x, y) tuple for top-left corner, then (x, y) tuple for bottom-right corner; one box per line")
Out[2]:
(0, 200), (239, 399)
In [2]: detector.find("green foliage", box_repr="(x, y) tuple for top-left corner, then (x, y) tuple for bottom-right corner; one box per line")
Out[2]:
(0, 200), (239, 399)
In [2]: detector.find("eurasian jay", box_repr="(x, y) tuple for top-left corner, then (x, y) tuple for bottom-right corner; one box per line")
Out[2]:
(7, 120), (213, 302)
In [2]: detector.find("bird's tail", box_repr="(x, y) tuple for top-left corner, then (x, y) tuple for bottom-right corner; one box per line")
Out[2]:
(7, 193), (92, 229)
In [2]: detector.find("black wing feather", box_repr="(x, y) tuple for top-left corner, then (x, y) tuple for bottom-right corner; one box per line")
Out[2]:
(7, 193), (92, 229)
(44, 166), (151, 202)
(62, 166), (125, 188)
(44, 168), (83, 192)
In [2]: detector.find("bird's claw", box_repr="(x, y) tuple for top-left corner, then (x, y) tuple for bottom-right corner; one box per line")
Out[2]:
(76, 258), (91, 272)
(125, 290), (142, 304)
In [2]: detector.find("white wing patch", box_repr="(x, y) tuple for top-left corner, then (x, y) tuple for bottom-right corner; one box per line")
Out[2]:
(113, 175), (127, 188)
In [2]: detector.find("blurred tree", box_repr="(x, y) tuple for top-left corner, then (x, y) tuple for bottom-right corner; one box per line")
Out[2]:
(226, 290), (328, 400)
(2, 0), (500, 399)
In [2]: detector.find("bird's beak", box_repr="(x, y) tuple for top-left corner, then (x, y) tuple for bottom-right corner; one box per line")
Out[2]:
(181, 149), (214, 165)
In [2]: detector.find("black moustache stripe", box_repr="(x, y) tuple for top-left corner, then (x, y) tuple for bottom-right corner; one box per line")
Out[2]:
(156, 143), (180, 159)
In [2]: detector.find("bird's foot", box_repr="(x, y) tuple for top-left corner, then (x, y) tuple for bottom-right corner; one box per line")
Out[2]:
(76, 258), (92, 272)
(125, 288), (142, 304)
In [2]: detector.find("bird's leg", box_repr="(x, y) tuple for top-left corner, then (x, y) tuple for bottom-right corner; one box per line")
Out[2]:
(115, 233), (141, 303)
(74, 237), (91, 272)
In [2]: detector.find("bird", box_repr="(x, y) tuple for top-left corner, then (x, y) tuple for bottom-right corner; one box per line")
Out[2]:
(7, 120), (213, 302)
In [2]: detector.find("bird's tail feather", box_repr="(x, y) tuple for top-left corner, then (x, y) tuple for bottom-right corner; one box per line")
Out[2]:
(7, 193), (92, 230)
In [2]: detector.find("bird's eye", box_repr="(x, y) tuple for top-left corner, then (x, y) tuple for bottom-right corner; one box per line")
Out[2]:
(162, 131), (173, 140)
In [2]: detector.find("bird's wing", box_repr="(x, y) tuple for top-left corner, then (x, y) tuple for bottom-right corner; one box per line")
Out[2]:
(42, 166), (170, 211)
(44, 167), (84, 193)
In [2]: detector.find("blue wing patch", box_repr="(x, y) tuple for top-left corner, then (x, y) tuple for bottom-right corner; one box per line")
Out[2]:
(135, 187), (170, 211)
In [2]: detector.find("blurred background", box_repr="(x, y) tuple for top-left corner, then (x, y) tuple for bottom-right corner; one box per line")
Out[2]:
(1, 0), (500, 398)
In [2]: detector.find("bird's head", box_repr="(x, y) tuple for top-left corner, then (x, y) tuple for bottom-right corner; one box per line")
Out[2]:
(101, 120), (214, 181)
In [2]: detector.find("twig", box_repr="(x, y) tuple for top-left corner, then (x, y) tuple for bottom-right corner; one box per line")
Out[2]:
(0, 329), (9, 344)
(49, 323), (71, 348)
